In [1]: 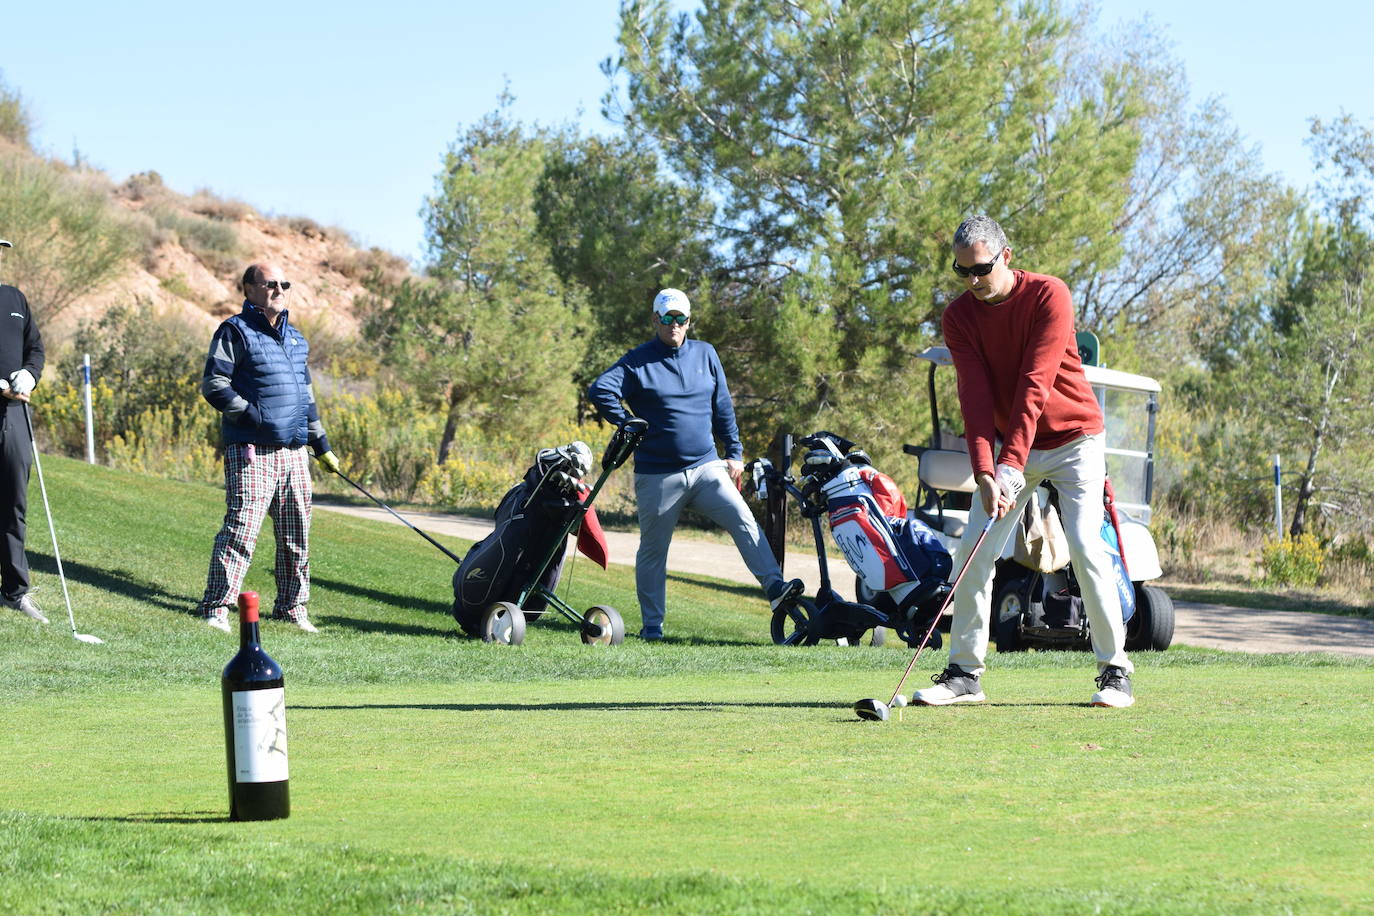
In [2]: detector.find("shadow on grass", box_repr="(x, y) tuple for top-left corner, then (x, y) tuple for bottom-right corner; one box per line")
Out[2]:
(665, 570), (761, 601)
(296, 700), (840, 713)
(82, 811), (228, 824)
(322, 614), (459, 639)
(29, 555), (192, 614)
(311, 575), (451, 616)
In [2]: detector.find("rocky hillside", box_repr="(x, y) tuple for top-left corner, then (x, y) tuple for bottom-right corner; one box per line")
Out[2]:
(37, 164), (415, 342)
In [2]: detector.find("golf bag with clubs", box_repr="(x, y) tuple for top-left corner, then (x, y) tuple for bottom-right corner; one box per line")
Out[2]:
(799, 432), (952, 627)
(452, 441), (608, 637)
(746, 431), (952, 646)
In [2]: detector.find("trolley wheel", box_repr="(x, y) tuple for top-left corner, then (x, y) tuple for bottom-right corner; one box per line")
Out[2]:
(581, 605), (625, 646)
(771, 596), (822, 646)
(480, 601), (526, 645)
(869, 626), (887, 647)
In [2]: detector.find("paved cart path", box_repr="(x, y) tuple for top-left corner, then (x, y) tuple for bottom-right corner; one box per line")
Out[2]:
(317, 502), (1374, 658)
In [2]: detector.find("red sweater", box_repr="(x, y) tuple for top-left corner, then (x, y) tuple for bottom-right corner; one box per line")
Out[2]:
(941, 270), (1103, 478)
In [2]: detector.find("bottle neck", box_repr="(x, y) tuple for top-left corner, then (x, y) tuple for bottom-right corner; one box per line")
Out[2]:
(239, 604), (261, 649)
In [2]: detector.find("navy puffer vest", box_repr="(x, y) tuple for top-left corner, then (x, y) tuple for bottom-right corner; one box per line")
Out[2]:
(221, 308), (312, 448)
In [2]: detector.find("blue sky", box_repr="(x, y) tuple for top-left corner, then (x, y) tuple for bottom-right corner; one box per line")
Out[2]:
(3, 1), (1369, 261)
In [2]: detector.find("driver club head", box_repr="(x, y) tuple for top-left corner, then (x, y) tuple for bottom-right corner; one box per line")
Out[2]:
(854, 698), (889, 722)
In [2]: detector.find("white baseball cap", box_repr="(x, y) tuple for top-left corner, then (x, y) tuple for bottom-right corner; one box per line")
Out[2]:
(652, 288), (690, 317)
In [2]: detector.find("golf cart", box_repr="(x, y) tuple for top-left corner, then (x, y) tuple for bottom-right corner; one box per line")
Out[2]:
(898, 346), (1174, 652)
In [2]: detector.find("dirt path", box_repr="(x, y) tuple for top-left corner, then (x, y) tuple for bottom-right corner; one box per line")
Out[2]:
(317, 502), (1374, 658)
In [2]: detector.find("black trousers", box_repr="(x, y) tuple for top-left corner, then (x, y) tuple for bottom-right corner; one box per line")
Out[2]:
(0, 405), (33, 602)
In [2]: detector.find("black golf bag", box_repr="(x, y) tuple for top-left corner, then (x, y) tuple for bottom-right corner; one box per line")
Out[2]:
(452, 443), (602, 637)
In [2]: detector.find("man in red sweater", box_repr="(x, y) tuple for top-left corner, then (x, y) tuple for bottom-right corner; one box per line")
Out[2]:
(913, 215), (1134, 708)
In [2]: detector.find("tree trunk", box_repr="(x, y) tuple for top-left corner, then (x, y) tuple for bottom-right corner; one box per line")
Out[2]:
(1289, 435), (1323, 538)
(436, 395), (462, 465)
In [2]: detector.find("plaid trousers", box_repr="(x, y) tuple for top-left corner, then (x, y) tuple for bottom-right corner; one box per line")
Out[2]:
(197, 443), (312, 615)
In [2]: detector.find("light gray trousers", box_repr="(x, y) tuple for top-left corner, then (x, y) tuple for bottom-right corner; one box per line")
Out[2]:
(947, 434), (1133, 677)
(634, 460), (784, 633)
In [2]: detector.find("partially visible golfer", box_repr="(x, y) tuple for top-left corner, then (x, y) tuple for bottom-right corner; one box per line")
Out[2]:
(0, 238), (49, 624)
(589, 289), (802, 640)
(914, 216), (1135, 708)
(194, 262), (340, 633)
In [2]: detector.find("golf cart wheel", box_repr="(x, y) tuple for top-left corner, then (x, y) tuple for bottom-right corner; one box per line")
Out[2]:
(992, 576), (1030, 652)
(580, 605), (625, 646)
(480, 601), (527, 645)
(771, 596), (822, 646)
(1125, 583), (1175, 651)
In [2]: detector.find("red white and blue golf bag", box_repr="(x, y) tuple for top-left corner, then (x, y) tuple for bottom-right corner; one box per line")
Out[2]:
(815, 460), (952, 616)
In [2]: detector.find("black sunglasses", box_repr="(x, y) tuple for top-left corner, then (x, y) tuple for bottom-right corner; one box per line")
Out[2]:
(952, 251), (1003, 278)
(658, 313), (689, 326)
(259, 280), (292, 291)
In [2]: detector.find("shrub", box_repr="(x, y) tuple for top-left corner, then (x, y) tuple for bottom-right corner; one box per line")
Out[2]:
(188, 190), (255, 221)
(0, 71), (31, 148)
(145, 201), (241, 274)
(0, 150), (140, 321)
(1258, 533), (1325, 588)
(105, 406), (221, 484)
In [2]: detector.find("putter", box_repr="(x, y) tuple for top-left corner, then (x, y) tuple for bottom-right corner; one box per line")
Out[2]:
(854, 513), (997, 721)
(20, 402), (104, 644)
(324, 461), (464, 565)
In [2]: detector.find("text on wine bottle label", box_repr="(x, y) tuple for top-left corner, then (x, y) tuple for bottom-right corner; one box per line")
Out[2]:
(231, 688), (289, 782)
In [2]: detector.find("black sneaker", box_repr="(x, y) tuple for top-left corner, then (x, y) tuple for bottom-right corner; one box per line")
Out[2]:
(1091, 666), (1134, 708)
(912, 666), (985, 706)
(766, 578), (805, 611)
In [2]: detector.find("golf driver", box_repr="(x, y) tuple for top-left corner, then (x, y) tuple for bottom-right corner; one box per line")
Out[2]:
(853, 513), (997, 721)
(20, 402), (104, 644)
(324, 462), (464, 565)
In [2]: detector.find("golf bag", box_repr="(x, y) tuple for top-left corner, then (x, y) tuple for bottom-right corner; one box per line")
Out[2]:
(800, 434), (952, 620)
(452, 443), (607, 636)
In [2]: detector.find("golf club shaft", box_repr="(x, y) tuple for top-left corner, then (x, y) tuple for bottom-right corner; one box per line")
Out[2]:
(329, 466), (464, 565)
(887, 514), (997, 705)
(21, 402), (80, 635)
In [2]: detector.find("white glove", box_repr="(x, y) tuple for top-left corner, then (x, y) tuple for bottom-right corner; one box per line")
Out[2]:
(9, 369), (35, 396)
(994, 463), (1025, 502)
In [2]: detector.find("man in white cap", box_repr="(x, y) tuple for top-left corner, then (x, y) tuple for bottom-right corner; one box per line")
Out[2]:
(589, 288), (803, 640)
(0, 238), (50, 623)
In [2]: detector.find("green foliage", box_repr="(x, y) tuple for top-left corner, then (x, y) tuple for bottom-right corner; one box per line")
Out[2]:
(607, 0), (1157, 464)
(104, 405), (222, 482)
(534, 132), (715, 382)
(0, 70), (31, 148)
(373, 106), (589, 464)
(1259, 533), (1326, 588)
(0, 151), (139, 320)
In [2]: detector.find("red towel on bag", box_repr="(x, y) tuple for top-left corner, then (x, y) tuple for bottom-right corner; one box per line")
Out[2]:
(575, 484), (609, 568)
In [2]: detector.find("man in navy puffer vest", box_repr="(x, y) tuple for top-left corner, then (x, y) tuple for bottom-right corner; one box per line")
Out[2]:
(194, 262), (340, 633)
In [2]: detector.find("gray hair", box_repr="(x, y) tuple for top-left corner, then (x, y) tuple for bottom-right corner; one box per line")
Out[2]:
(953, 215), (1008, 254)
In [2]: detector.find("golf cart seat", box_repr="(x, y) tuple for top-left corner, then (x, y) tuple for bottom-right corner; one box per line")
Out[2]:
(905, 444), (975, 539)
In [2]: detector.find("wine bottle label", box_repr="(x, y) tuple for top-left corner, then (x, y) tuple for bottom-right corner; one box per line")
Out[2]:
(231, 688), (289, 783)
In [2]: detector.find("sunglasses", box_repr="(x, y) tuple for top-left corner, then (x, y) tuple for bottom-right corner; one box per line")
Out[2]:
(258, 280), (292, 291)
(951, 251), (1003, 278)
(658, 313), (689, 326)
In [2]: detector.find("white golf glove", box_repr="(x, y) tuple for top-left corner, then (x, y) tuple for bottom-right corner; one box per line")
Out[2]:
(994, 463), (1025, 502)
(9, 369), (35, 396)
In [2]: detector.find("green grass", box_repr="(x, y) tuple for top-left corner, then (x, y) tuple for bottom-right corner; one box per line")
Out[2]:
(3, 457), (1372, 913)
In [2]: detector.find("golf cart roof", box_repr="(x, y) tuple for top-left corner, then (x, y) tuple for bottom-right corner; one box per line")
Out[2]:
(916, 346), (1161, 394)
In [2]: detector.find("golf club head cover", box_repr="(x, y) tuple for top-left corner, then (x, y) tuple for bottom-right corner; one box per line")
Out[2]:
(564, 441), (593, 479)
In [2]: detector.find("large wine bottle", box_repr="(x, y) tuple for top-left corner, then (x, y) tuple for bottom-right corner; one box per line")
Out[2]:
(221, 592), (290, 821)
